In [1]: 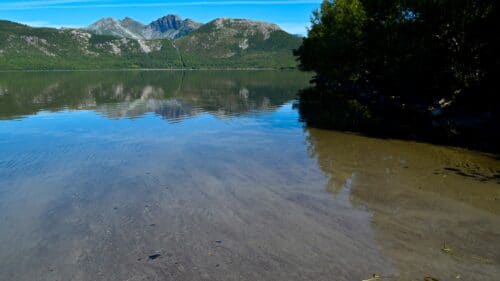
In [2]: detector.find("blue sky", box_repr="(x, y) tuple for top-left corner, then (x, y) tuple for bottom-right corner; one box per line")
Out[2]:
(0, 0), (322, 34)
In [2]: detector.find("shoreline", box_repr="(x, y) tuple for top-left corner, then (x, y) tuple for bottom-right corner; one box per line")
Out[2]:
(0, 67), (299, 73)
(296, 88), (500, 156)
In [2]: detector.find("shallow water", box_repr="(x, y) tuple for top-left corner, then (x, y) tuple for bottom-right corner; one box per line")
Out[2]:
(0, 71), (499, 281)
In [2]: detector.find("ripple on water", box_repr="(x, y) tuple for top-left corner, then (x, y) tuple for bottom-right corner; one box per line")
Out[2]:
(0, 71), (499, 281)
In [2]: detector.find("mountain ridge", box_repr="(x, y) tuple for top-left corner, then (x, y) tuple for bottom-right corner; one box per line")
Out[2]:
(0, 16), (302, 70)
(143, 15), (202, 40)
(88, 15), (203, 40)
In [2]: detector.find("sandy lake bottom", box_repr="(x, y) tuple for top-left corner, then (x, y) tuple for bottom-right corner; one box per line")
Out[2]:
(0, 71), (499, 281)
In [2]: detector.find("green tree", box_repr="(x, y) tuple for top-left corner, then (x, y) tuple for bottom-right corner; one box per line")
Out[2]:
(295, 0), (500, 152)
(296, 0), (499, 111)
(294, 0), (367, 85)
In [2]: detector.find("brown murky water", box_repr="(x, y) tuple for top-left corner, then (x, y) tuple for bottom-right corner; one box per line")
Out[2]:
(0, 71), (499, 281)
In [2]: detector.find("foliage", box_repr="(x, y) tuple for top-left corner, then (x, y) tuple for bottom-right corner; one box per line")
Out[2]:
(295, 0), (366, 82)
(295, 0), (499, 112)
(0, 19), (300, 70)
(176, 20), (301, 69)
(294, 0), (500, 152)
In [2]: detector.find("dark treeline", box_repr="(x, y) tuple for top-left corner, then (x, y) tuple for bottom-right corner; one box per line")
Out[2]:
(294, 0), (499, 153)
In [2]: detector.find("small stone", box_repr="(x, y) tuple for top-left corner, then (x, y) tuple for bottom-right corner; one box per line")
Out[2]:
(215, 240), (222, 244)
(148, 254), (161, 260)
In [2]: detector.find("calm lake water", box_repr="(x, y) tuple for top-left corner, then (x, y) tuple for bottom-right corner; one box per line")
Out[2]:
(0, 71), (499, 281)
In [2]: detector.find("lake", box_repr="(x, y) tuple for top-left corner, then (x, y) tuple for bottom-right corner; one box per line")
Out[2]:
(0, 71), (499, 281)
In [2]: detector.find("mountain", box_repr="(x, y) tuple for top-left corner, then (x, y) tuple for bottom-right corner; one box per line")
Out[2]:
(121, 17), (146, 35)
(0, 20), (182, 69)
(143, 15), (202, 39)
(87, 15), (202, 40)
(177, 18), (301, 67)
(0, 17), (302, 70)
(88, 17), (145, 40)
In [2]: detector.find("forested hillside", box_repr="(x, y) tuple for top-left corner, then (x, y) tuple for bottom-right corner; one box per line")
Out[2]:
(0, 18), (301, 70)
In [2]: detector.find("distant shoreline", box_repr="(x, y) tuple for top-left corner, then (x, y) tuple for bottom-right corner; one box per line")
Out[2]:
(0, 67), (298, 73)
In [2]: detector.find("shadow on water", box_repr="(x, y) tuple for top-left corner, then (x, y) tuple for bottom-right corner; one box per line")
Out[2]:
(304, 126), (500, 280)
(294, 84), (500, 279)
(295, 86), (500, 156)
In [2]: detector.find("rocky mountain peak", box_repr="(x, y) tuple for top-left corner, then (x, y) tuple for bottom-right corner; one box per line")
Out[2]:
(87, 17), (144, 39)
(119, 17), (145, 34)
(148, 14), (183, 32)
(122, 17), (134, 22)
(143, 14), (202, 40)
(120, 17), (143, 26)
(86, 15), (284, 41)
(89, 17), (117, 27)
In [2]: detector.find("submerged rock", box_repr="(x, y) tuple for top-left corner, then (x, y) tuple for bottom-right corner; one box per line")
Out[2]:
(148, 254), (161, 260)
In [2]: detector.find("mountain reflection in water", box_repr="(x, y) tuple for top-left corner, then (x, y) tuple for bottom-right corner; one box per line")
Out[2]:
(0, 71), (499, 281)
(0, 71), (306, 120)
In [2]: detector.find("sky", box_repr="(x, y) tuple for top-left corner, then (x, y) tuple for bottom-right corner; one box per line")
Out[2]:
(0, 0), (323, 35)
